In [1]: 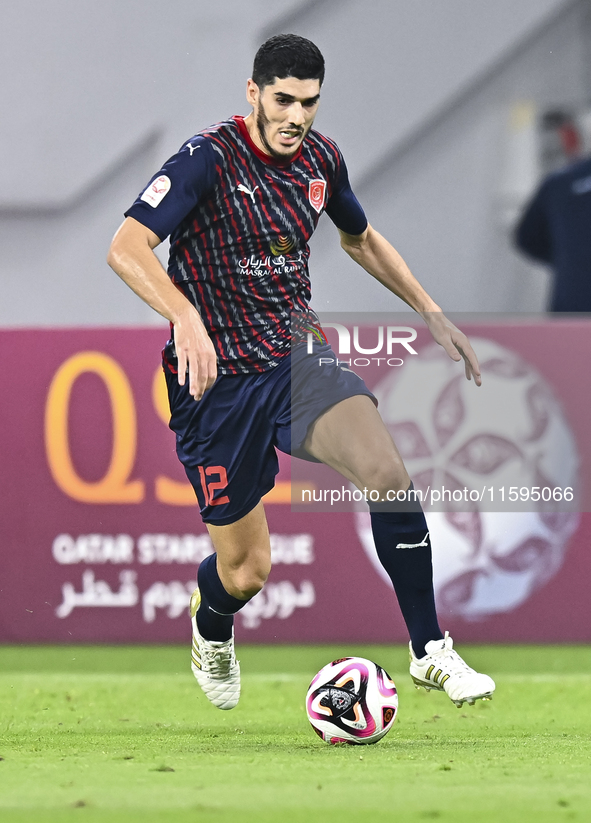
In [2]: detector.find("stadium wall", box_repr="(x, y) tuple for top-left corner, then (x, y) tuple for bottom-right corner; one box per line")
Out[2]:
(1, 321), (589, 644)
(0, 0), (588, 326)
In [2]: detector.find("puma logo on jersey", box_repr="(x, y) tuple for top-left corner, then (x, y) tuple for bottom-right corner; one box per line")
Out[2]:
(187, 143), (201, 156)
(237, 183), (259, 202)
(396, 532), (430, 549)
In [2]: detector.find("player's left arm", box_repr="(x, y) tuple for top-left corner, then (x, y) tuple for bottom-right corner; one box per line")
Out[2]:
(339, 224), (481, 386)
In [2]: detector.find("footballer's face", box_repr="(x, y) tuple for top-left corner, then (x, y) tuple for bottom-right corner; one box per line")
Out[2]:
(245, 76), (321, 159)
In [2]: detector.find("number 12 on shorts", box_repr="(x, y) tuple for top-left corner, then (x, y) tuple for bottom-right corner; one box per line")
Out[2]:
(198, 465), (230, 506)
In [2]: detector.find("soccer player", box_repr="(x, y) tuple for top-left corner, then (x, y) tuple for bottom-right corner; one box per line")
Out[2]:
(108, 34), (495, 711)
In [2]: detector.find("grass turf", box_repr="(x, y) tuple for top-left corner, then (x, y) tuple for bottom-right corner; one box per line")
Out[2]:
(1, 644), (590, 822)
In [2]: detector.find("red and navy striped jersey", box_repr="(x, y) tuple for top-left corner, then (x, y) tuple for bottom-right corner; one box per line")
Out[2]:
(125, 115), (367, 374)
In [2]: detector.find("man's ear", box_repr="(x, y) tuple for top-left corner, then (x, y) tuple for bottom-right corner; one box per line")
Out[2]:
(246, 78), (259, 106)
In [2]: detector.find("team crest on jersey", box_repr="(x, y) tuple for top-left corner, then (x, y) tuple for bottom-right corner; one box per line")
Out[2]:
(308, 179), (326, 213)
(140, 175), (171, 208)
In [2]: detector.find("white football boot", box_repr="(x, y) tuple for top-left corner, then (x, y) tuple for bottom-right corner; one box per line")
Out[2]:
(189, 587), (241, 710)
(409, 631), (495, 707)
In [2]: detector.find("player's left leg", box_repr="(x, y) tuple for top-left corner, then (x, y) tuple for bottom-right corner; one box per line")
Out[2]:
(304, 394), (495, 707)
(304, 394), (442, 656)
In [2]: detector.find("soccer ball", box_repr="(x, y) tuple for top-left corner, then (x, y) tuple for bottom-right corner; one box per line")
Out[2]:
(306, 657), (398, 745)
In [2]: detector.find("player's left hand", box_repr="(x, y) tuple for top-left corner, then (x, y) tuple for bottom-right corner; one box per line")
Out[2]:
(423, 312), (482, 386)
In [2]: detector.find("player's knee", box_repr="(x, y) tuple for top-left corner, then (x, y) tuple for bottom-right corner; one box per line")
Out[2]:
(227, 558), (270, 600)
(359, 463), (410, 497)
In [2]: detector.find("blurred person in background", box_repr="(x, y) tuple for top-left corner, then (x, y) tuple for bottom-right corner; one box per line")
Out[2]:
(514, 152), (591, 312)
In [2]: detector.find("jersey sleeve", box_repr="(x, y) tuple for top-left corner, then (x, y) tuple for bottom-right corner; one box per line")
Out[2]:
(324, 149), (368, 236)
(514, 180), (553, 264)
(124, 136), (217, 241)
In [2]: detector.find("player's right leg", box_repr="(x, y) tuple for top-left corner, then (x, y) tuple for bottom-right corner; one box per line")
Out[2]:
(190, 501), (271, 710)
(162, 344), (285, 710)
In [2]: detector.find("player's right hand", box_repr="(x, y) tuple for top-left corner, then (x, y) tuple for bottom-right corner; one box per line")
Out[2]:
(173, 306), (217, 401)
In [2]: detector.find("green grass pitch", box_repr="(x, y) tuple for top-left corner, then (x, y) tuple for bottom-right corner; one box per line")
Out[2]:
(1, 644), (590, 822)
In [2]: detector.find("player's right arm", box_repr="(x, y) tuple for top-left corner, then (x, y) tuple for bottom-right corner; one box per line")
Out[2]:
(108, 135), (219, 401)
(107, 217), (217, 401)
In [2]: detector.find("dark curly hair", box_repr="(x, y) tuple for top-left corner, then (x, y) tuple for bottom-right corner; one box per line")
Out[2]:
(252, 34), (325, 89)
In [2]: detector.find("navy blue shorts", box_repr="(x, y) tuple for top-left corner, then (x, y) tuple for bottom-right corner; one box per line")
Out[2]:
(164, 341), (376, 525)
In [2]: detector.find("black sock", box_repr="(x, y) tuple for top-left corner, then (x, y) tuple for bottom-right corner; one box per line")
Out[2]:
(370, 497), (443, 658)
(196, 553), (250, 641)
